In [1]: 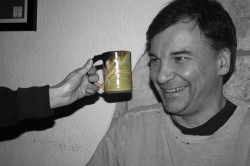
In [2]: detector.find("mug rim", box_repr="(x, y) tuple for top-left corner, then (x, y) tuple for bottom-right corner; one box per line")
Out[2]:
(102, 50), (131, 54)
(93, 50), (131, 63)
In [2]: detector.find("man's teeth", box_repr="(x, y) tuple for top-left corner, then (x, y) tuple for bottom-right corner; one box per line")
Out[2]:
(165, 86), (186, 93)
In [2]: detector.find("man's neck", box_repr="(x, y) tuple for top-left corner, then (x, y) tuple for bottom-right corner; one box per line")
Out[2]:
(171, 96), (227, 129)
(171, 99), (237, 136)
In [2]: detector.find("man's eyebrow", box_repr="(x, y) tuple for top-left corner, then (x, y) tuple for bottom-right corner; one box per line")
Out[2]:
(170, 49), (196, 56)
(148, 50), (196, 58)
(148, 53), (157, 57)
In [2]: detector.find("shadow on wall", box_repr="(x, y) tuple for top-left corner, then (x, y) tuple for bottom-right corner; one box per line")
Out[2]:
(0, 92), (131, 142)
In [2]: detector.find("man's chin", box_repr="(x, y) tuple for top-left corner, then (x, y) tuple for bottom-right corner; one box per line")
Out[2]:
(161, 96), (188, 114)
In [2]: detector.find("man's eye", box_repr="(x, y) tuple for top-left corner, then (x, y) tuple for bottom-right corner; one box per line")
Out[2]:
(174, 57), (188, 62)
(150, 57), (160, 63)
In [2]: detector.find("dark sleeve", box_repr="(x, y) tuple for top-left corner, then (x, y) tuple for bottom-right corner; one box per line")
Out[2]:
(0, 85), (54, 127)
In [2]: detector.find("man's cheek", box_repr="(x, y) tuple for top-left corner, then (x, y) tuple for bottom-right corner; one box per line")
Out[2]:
(180, 66), (197, 80)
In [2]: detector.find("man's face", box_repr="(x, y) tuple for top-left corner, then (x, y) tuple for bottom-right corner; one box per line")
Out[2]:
(149, 22), (223, 119)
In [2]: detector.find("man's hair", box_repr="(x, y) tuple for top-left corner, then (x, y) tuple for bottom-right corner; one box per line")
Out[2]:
(146, 0), (237, 84)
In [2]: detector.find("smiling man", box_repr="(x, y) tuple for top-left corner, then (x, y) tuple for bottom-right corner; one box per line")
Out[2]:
(87, 0), (250, 165)
(148, 21), (229, 129)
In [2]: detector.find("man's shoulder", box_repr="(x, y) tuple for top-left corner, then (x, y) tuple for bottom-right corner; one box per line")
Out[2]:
(123, 103), (165, 121)
(227, 96), (250, 107)
(228, 97), (250, 112)
(109, 103), (165, 130)
(229, 97), (250, 123)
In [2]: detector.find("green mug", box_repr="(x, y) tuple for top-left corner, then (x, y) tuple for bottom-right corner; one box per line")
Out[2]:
(93, 50), (132, 93)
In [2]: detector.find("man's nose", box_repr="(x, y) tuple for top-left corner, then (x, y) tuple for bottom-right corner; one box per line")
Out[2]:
(157, 64), (175, 84)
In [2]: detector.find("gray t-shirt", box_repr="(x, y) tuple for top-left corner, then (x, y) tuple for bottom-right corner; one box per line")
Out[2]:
(87, 100), (250, 166)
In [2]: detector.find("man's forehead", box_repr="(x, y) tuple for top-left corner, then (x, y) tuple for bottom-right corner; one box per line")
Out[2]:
(150, 22), (206, 55)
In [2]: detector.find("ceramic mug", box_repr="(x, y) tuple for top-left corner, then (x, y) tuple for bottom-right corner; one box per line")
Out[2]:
(92, 50), (132, 93)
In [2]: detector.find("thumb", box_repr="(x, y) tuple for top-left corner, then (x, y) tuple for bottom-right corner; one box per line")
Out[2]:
(79, 59), (93, 76)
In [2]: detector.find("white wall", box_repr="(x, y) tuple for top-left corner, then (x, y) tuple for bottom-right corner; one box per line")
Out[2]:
(0, 0), (168, 165)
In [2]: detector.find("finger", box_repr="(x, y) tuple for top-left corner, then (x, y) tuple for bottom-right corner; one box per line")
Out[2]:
(88, 66), (97, 75)
(85, 88), (96, 95)
(85, 85), (100, 94)
(88, 74), (99, 82)
(78, 59), (93, 76)
(87, 82), (100, 91)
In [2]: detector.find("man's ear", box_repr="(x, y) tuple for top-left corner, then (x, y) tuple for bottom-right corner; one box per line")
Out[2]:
(217, 48), (231, 76)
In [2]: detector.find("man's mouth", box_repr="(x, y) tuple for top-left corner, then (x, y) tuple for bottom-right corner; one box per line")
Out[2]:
(163, 85), (188, 93)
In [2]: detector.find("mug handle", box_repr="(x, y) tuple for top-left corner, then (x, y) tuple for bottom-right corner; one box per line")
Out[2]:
(92, 54), (103, 63)
(92, 54), (105, 90)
